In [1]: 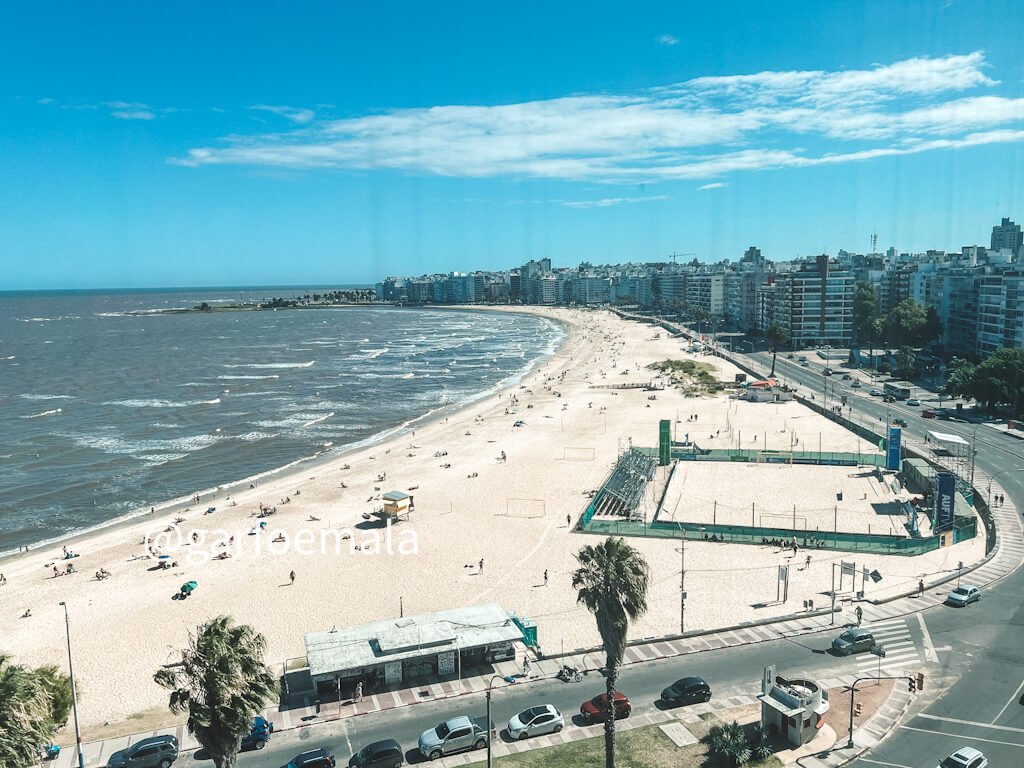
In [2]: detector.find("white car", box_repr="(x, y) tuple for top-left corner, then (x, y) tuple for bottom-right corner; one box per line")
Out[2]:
(945, 584), (981, 607)
(907, 398), (921, 406)
(938, 746), (987, 768)
(851, 380), (863, 388)
(506, 704), (564, 740)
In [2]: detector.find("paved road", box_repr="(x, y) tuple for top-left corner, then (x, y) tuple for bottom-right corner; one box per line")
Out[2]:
(737, 348), (1024, 767)
(196, 619), (927, 767)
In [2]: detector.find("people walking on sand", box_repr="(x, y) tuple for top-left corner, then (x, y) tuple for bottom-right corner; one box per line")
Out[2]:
(479, 558), (484, 574)
(289, 570), (296, 585)
(567, 514), (572, 528)
(544, 569), (548, 586)
(804, 555), (812, 570)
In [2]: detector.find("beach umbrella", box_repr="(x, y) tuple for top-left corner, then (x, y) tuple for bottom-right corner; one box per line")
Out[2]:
(180, 581), (198, 595)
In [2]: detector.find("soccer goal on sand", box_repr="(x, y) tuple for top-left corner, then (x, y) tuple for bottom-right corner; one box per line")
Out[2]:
(562, 446), (596, 462)
(501, 498), (547, 519)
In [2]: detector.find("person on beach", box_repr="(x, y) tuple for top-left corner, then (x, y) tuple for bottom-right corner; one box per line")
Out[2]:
(543, 569), (548, 586)
(289, 570), (296, 585)
(479, 558), (484, 574)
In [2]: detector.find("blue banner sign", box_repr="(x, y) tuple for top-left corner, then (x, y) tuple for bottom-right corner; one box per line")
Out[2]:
(886, 427), (902, 470)
(935, 472), (956, 532)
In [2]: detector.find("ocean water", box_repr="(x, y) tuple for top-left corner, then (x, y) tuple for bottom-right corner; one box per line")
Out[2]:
(0, 290), (563, 554)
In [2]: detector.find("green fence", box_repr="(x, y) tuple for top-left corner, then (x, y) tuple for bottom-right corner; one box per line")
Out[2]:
(672, 446), (886, 467)
(582, 516), (945, 555)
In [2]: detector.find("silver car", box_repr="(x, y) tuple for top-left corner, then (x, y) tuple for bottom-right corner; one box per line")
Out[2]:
(945, 584), (980, 607)
(938, 746), (987, 768)
(506, 704), (564, 740)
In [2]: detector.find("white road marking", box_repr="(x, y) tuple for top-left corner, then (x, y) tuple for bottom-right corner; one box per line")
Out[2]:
(899, 724), (1024, 748)
(916, 612), (938, 662)
(992, 679), (1024, 724)
(917, 713), (1024, 734)
(858, 759), (914, 768)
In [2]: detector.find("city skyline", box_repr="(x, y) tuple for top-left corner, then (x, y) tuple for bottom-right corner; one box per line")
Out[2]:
(2, 1), (1024, 289)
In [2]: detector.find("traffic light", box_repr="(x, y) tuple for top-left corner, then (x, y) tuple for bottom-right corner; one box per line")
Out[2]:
(908, 676), (917, 693)
(916, 672), (925, 692)
(854, 702), (863, 717)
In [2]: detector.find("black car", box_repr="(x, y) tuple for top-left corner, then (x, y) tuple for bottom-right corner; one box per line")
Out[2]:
(284, 748), (337, 768)
(107, 736), (179, 768)
(348, 739), (403, 768)
(660, 676), (712, 707)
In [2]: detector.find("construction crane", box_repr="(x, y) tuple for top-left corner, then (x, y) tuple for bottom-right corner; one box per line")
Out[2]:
(668, 252), (697, 264)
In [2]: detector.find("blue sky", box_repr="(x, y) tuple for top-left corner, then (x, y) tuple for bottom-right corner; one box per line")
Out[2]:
(2, 0), (1023, 289)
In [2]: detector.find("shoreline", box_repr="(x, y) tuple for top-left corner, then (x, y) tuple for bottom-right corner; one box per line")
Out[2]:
(0, 306), (568, 564)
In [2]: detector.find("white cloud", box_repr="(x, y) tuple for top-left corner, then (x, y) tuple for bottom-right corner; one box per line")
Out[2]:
(111, 109), (156, 120)
(173, 52), (1024, 183)
(251, 105), (316, 123)
(562, 195), (668, 208)
(657, 34), (679, 47)
(698, 182), (727, 190)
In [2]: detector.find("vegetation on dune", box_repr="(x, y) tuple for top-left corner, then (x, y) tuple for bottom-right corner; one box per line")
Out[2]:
(647, 359), (723, 395)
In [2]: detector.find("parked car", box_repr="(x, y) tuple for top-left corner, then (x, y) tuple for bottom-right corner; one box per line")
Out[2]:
(946, 584), (981, 607)
(348, 740), (404, 768)
(660, 676), (712, 707)
(283, 749), (337, 768)
(107, 737), (179, 768)
(831, 627), (876, 656)
(938, 746), (988, 768)
(418, 716), (490, 760)
(240, 717), (273, 751)
(507, 704), (564, 740)
(870, 389), (883, 396)
(906, 398), (921, 406)
(851, 380), (862, 388)
(580, 692), (631, 723)
(892, 418), (908, 427)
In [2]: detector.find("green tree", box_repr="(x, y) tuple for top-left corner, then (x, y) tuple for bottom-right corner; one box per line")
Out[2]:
(851, 282), (878, 344)
(884, 299), (927, 347)
(0, 654), (70, 766)
(154, 616), (278, 768)
(920, 306), (943, 345)
(572, 538), (650, 768)
(765, 321), (789, 377)
(896, 346), (918, 379)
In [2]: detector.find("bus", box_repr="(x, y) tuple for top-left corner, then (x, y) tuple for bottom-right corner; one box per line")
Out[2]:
(883, 381), (913, 400)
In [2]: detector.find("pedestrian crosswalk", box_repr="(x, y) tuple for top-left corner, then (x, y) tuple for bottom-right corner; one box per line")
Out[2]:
(853, 618), (923, 676)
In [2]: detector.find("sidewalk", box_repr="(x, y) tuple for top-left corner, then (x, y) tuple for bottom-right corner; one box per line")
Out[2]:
(56, 479), (1023, 768)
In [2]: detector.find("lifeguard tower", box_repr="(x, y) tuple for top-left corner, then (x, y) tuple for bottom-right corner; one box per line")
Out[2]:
(372, 490), (413, 523)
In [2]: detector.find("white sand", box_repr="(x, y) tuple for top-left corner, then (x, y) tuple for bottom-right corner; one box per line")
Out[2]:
(0, 308), (984, 732)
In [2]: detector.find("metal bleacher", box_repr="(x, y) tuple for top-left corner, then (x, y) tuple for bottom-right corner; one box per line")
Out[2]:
(592, 448), (657, 521)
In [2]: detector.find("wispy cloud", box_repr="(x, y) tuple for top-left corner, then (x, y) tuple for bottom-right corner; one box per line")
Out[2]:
(562, 195), (669, 209)
(697, 182), (727, 190)
(657, 34), (679, 47)
(38, 98), (173, 120)
(173, 52), (1024, 183)
(251, 105), (316, 123)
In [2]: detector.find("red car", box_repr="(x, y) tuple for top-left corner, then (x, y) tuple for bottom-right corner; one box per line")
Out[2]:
(580, 692), (631, 724)
(922, 409), (937, 419)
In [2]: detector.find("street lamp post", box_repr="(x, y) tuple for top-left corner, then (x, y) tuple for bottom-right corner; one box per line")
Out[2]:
(987, 468), (1024, 499)
(59, 601), (86, 768)
(486, 674), (512, 768)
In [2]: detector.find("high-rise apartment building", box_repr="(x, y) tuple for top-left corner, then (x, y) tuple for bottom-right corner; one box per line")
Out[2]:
(991, 217), (1023, 255)
(764, 255), (853, 347)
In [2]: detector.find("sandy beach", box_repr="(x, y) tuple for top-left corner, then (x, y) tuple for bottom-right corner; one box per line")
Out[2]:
(0, 307), (984, 734)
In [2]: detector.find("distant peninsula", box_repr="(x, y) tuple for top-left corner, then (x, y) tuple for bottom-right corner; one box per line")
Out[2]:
(128, 289), (377, 315)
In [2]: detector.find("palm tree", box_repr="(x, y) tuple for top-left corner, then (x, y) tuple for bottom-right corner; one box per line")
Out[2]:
(154, 616), (278, 768)
(572, 537), (650, 768)
(0, 653), (68, 766)
(765, 321), (788, 378)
